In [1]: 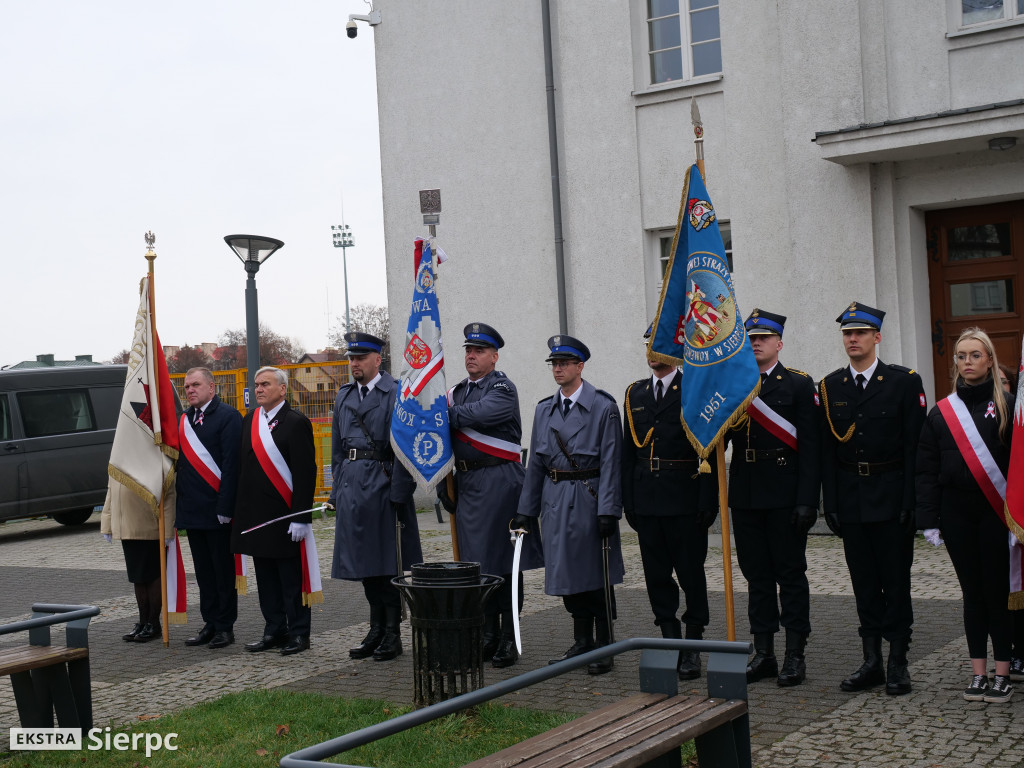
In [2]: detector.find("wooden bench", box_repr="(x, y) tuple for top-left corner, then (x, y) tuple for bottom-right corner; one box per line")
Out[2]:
(0, 603), (100, 729)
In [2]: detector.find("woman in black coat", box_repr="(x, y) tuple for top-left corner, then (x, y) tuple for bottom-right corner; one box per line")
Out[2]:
(916, 327), (1016, 703)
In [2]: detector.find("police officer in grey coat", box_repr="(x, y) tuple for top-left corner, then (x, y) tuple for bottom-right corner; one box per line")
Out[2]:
(515, 335), (625, 675)
(440, 323), (543, 668)
(329, 333), (422, 662)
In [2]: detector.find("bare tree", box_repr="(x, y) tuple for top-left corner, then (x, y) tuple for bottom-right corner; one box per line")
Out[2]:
(329, 304), (391, 366)
(168, 344), (214, 374)
(107, 349), (131, 365)
(213, 324), (303, 370)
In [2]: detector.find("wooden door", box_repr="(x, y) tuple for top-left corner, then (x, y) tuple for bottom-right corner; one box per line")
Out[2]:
(926, 201), (1024, 397)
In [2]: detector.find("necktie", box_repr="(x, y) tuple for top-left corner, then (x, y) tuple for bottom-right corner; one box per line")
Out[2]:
(655, 380), (663, 403)
(760, 372), (768, 387)
(195, 410), (203, 426)
(562, 398), (571, 418)
(360, 385), (369, 400)
(855, 373), (866, 391)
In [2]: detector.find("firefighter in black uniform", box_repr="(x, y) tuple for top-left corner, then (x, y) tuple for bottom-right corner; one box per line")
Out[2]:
(820, 302), (926, 696)
(622, 326), (718, 680)
(727, 309), (820, 687)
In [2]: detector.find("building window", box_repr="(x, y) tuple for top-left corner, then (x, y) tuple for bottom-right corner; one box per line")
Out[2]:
(961, 0), (1024, 26)
(647, 0), (722, 84)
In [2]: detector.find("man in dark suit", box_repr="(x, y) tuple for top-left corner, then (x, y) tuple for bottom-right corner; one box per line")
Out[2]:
(176, 367), (242, 649)
(329, 333), (420, 662)
(622, 326), (717, 680)
(232, 366), (317, 656)
(820, 302), (926, 695)
(728, 309), (820, 687)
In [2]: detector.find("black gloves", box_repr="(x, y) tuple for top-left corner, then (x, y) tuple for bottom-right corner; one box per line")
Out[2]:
(899, 509), (916, 535)
(824, 510), (842, 538)
(512, 514), (533, 533)
(597, 515), (617, 539)
(436, 483), (456, 514)
(792, 505), (817, 534)
(698, 507), (718, 530)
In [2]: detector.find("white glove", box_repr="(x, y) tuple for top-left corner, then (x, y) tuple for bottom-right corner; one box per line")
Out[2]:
(288, 522), (312, 542)
(924, 528), (943, 547)
(217, 515), (232, 525)
(102, 533), (112, 544)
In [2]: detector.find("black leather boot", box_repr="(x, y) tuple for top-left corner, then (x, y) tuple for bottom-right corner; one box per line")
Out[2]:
(886, 637), (912, 696)
(372, 605), (403, 661)
(746, 632), (778, 682)
(482, 612), (501, 660)
(350, 605), (386, 659)
(549, 617), (594, 665)
(588, 617), (614, 675)
(841, 636), (884, 692)
(678, 624), (703, 680)
(777, 629), (807, 687)
(492, 612), (519, 668)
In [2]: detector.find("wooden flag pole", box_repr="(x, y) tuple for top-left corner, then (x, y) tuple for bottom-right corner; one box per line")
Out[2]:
(716, 442), (736, 641)
(144, 234), (170, 648)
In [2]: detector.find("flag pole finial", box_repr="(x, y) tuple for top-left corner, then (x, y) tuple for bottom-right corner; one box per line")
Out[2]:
(144, 231), (157, 266)
(690, 97), (705, 179)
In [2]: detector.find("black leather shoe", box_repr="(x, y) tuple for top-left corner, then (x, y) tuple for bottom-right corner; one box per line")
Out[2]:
(372, 629), (402, 661)
(677, 651), (701, 680)
(841, 636), (884, 692)
(245, 635), (287, 652)
(133, 623), (161, 643)
(208, 631), (235, 649)
(185, 626), (216, 646)
(280, 636), (310, 656)
(587, 653), (614, 675)
(122, 623), (144, 642)
(350, 625), (385, 659)
(491, 637), (519, 668)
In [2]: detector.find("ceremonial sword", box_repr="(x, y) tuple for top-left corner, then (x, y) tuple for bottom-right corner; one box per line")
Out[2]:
(509, 522), (528, 654)
(240, 503), (333, 535)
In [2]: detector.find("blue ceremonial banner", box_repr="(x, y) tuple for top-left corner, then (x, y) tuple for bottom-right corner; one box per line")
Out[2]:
(649, 163), (760, 462)
(390, 240), (454, 490)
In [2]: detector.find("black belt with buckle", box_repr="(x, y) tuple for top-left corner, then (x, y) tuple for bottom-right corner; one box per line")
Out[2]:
(548, 467), (601, 483)
(644, 457), (698, 472)
(839, 459), (904, 477)
(347, 448), (385, 461)
(743, 447), (795, 464)
(455, 456), (511, 471)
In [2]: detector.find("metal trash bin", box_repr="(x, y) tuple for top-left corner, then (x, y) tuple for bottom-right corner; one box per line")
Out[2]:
(393, 562), (503, 707)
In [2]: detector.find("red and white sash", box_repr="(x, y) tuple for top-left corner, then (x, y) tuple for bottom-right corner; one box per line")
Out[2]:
(746, 397), (798, 451)
(180, 413), (221, 491)
(252, 407), (293, 506)
(235, 553), (249, 595)
(454, 427), (522, 462)
(937, 394), (1023, 601)
(166, 531), (187, 624)
(301, 535), (323, 606)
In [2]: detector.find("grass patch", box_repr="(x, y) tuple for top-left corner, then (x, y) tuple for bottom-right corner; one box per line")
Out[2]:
(1, 690), (575, 768)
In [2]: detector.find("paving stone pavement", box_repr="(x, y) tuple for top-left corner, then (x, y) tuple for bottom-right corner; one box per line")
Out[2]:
(0, 511), (1020, 767)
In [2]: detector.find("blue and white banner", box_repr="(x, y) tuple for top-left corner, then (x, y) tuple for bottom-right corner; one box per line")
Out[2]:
(390, 240), (454, 490)
(650, 163), (760, 462)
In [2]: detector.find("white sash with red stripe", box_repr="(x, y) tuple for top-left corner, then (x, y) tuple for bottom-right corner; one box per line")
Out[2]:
(180, 413), (222, 491)
(301, 535), (323, 606)
(454, 427), (522, 462)
(235, 553), (249, 595)
(937, 394), (1006, 519)
(252, 407), (293, 506)
(166, 531), (187, 624)
(746, 397), (798, 451)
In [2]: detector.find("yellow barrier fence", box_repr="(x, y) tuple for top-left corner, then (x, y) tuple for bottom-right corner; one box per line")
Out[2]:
(169, 361), (350, 501)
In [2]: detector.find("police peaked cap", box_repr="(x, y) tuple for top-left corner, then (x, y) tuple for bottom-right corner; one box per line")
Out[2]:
(345, 332), (385, 356)
(745, 308), (786, 337)
(836, 301), (885, 331)
(546, 334), (591, 362)
(463, 322), (504, 349)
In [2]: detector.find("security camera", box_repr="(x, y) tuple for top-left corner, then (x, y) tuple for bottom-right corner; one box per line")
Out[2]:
(346, 20), (358, 38)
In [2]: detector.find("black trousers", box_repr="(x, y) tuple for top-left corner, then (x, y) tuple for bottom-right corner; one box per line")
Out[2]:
(252, 555), (311, 639)
(485, 572), (525, 618)
(733, 507), (810, 635)
(841, 519), (914, 641)
(632, 514), (709, 629)
(563, 588), (616, 621)
(362, 575), (401, 611)
(941, 494), (1012, 661)
(186, 528), (237, 632)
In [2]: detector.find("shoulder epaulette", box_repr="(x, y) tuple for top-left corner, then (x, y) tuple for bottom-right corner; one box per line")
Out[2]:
(537, 394), (556, 406)
(888, 364), (915, 375)
(596, 389), (617, 404)
(785, 367), (811, 378)
(493, 370), (508, 379)
(823, 367), (845, 381)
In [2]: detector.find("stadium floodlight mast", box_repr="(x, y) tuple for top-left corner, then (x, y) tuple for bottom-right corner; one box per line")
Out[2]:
(331, 224), (354, 339)
(224, 234), (285, 406)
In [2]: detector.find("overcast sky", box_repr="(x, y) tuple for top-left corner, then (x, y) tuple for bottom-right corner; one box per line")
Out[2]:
(1, 1), (388, 368)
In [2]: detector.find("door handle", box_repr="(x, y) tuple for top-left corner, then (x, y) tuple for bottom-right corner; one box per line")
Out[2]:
(3, 444), (19, 451)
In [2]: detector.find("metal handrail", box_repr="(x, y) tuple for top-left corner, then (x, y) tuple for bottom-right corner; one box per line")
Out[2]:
(280, 636), (752, 768)
(0, 604), (100, 636)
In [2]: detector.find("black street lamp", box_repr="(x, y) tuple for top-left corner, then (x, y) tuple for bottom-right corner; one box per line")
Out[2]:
(224, 234), (284, 408)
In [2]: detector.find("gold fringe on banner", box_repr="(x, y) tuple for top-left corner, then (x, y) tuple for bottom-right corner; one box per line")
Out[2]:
(235, 575), (248, 596)
(168, 612), (187, 625)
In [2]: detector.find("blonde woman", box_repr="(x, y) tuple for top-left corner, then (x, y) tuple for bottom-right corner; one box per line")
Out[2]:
(916, 328), (1015, 703)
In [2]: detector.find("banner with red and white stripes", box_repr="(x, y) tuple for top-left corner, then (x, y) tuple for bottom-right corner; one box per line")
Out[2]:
(179, 414), (221, 491)
(252, 408), (293, 506)
(166, 531), (187, 624)
(454, 427), (522, 462)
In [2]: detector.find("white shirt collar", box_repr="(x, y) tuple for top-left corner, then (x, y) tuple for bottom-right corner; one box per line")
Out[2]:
(651, 369), (677, 389)
(761, 362), (779, 378)
(359, 372), (383, 395)
(263, 401), (285, 422)
(850, 358), (879, 384)
(560, 381), (584, 407)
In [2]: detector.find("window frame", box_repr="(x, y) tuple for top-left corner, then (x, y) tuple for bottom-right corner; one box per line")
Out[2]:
(15, 388), (98, 439)
(948, 0), (1024, 35)
(643, 0), (722, 87)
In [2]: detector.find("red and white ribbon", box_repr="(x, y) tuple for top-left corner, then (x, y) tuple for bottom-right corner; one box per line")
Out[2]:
(235, 553), (248, 595)
(166, 531), (187, 624)
(454, 427), (522, 462)
(937, 393), (1006, 519)
(746, 397), (798, 451)
(180, 414), (221, 491)
(300, 534), (323, 606)
(252, 408), (293, 506)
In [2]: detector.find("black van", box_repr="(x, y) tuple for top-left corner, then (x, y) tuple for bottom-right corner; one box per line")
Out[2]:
(0, 366), (125, 525)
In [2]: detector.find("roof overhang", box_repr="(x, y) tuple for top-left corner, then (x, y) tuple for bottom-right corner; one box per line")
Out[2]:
(814, 99), (1024, 165)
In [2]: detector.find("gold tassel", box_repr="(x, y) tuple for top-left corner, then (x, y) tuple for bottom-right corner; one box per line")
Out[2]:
(698, 459), (711, 474)
(303, 591), (324, 607)
(235, 575), (248, 596)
